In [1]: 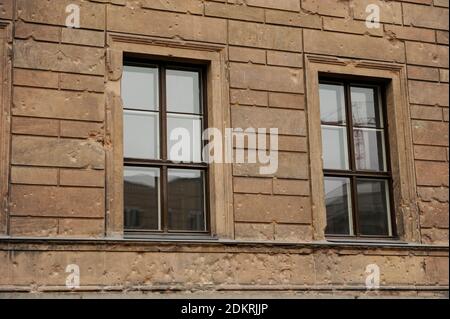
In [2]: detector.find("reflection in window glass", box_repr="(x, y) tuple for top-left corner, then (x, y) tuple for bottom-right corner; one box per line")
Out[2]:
(321, 126), (349, 170)
(319, 84), (346, 125)
(123, 61), (208, 235)
(167, 114), (202, 163)
(324, 177), (353, 235)
(354, 128), (386, 172)
(319, 79), (393, 238)
(122, 65), (159, 111)
(357, 179), (391, 236)
(168, 169), (205, 232)
(166, 69), (201, 114)
(351, 86), (383, 128)
(123, 110), (159, 160)
(124, 167), (160, 231)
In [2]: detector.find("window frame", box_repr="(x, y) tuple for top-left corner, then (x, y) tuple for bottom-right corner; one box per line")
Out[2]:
(306, 55), (420, 243)
(0, 21), (11, 235)
(319, 76), (397, 240)
(122, 57), (211, 237)
(106, 34), (238, 241)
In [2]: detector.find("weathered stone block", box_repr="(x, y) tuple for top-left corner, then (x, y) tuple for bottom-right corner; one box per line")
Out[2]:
(14, 40), (105, 75)
(304, 29), (405, 62)
(58, 218), (104, 237)
(11, 116), (59, 137)
(229, 46), (266, 64)
(141, 0), (203, 14)
(233, 152), (309, 179)
(11, 136), (105, 169)
(231, 106), (306, 135)
(11, 166), (58, 186)
(205, 2), (264, 22)
(229, 20), (302, 51)
(353, 0), (402, 24)
(233, 177), (272, 194)
(10, 185), (105, 218)
(406, 42), (449, 68)
(107, 5), (227, 44)
(10, 217), (58, 237)
(230, 63), (304, 93)
(13, 87), (104, 121)
(246, 0), (300, 11)
(419, 201), (449, 228)
(274, 224), (312, 242)
(234, 194), (311, 223)
(235, 222), (274, 241)
(16, 0), (105, 30)
(273, 179), (309, 196)
(415, 161), (449, 187)
(302, 0), (349, 18)
(60, 169), (105, 187)
(412, 120), (449, 146)
(0, 0), (13, 20)
(409, 81), (449, 106)
(403, 3), (449, 30)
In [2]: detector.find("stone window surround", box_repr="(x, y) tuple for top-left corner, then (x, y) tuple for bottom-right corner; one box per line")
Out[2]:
(0, 20), (11, 235)
(105, 33), (234, 239)
(305, 54), (421, 243)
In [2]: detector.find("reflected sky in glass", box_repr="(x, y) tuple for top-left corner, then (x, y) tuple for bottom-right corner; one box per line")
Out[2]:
(320, 84), (346, 125)
(122, 65), (159, 111)
(167, 69), (201, 114)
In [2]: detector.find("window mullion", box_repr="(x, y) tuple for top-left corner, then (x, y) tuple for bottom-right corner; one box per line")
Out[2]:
(160, 65), (169, 232)
(161, 166), (168, 232)
(351, 175), (359, 237)
(345, 82), (356, 172)
(379, 84), (396, 237)
(160, 65), (168, 161)
(345, 82), (360, 237)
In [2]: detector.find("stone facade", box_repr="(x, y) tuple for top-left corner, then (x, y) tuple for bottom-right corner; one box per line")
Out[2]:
(0, 0), (448, 297)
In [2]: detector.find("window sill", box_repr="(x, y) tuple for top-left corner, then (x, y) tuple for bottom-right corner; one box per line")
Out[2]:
(325, 237), (407, 246)
(0, 236), (447, 251)
(124, 233), (218, 242)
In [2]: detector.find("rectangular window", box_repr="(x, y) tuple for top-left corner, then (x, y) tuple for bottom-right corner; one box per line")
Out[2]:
(319, 78), (394, 238)
(122, 59), (208, 236)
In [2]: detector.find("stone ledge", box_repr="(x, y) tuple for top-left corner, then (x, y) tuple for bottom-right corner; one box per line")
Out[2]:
(0, 284), (449, 299)
(0, 237), (448, 254)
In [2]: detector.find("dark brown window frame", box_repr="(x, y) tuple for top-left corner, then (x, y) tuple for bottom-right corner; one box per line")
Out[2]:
(320, 76), (397, 239)
(123, 57), (210, 237)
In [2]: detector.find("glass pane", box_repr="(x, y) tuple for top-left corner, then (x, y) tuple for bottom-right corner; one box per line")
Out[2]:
(351, 86), (383, 128)
(124, 166), (160, 231)
(324, 177), (353, 235)
(123, 110), (159, 160)
(168, 169), (206, 232)
(321, 125), (349, 170)
(167, 69), (201, 114)
(122, 65), (159, 111)
(167, 114), (202, 163)
(319, 83), (346, 125)
(354, 128), (386, 172)
(357, 179), (391, 236)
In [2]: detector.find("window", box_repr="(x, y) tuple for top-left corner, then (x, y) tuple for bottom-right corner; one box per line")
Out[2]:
(319, 78), (394, 238)
(122, 59), (208, 236)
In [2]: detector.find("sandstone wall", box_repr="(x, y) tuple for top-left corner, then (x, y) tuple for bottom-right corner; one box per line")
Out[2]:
(0, 0), (448, 296)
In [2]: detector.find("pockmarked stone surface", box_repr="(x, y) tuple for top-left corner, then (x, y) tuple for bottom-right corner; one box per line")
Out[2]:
(0, 0), (447, 297)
